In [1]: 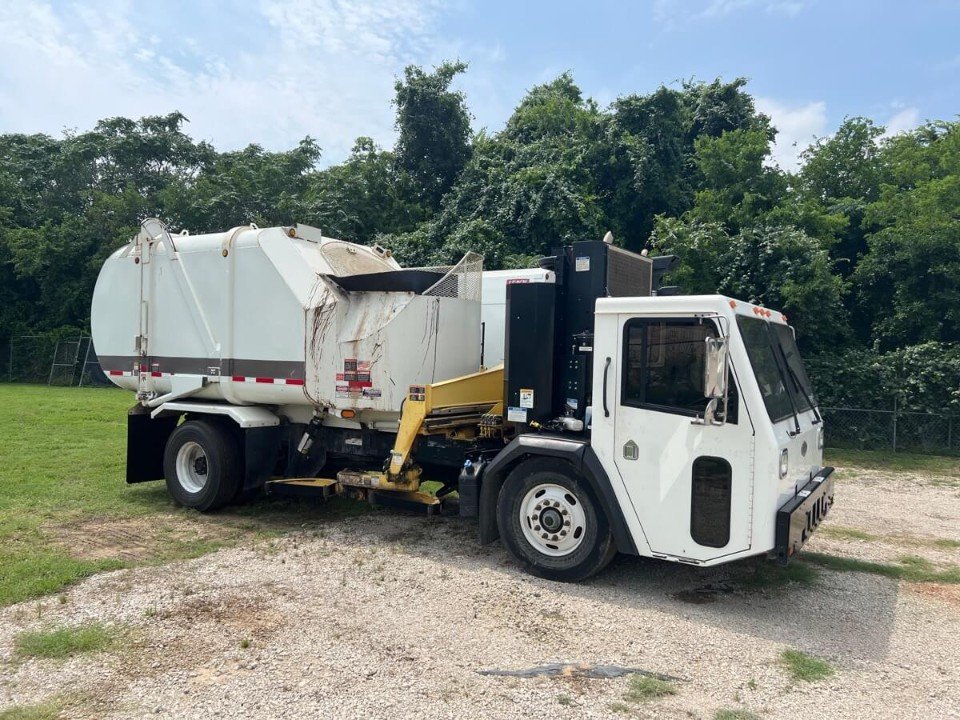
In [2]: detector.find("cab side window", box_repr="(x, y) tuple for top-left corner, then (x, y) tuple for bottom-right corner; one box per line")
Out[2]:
(622, 318), (738, 421)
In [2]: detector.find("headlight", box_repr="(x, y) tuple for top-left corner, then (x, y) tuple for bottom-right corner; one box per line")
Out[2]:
(779, 449), (789, 478)
(818, 425), (824, 450)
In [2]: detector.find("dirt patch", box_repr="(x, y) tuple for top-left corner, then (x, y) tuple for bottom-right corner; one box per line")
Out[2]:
(49, 516), (238, 563)
(906, 582), (960, 609)
(158, 592), (284, 634)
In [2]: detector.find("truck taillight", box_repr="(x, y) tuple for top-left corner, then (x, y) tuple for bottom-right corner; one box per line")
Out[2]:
(779, 449), (789, 479)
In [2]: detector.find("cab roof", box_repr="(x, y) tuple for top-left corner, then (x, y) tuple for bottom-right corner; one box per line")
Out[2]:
(595, 294), (790, 325)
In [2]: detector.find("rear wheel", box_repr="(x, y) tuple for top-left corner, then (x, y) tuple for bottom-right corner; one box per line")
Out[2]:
(496, 457), (616, 582)
(163, 419), (240, 511)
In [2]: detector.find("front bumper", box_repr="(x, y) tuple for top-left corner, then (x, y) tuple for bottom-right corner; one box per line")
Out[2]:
(774, 466), (835, 564)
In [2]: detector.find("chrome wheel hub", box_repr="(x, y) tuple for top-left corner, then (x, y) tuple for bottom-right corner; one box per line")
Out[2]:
(519, 483), (587, 557)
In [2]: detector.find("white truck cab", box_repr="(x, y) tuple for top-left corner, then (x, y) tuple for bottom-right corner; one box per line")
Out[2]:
(590, 294), (828, 567)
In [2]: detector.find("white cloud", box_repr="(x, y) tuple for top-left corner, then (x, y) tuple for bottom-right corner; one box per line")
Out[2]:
(0, 0), (451, 163)
(755, 97), (828, 171)
(882, 106), (921, 138)
(653, 0), (806, 24)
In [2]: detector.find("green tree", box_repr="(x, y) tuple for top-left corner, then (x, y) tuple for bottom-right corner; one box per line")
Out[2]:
(386, 74), (607, 268)
(688, 127), (788, 231)
(393, 61), (472, 210)
(852, 122), (960, 347)
(306, 137), (425, 244)
(651, 219), (848, 351)
(161, 138), (321, 231)
(797, 117), (884, 276)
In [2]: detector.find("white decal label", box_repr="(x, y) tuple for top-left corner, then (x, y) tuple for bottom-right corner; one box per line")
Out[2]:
(519, 388), (534, 408)
(575, 256), (590, 272)
(507, 407), (528, 423)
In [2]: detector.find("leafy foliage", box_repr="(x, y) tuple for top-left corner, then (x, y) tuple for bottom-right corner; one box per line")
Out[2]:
(393, 61), (472, 210)
(807, 342), (960, 412)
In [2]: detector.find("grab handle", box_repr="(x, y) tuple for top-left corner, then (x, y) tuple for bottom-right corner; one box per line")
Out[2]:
(602, 356), (611, 417)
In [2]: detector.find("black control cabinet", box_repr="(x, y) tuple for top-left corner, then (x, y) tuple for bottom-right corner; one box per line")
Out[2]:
(504, 282), (556, 425)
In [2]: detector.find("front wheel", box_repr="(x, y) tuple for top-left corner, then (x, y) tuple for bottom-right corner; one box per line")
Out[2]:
(496, 458), (616, 582)
(163, 419), (240, 511)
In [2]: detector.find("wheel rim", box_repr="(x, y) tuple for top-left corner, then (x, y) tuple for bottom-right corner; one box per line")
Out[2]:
(175, 441), (208, 494)
(519, 483), (587, 557)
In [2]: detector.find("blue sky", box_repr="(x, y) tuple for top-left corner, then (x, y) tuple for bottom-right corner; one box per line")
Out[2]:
(0, 0), (957, 169)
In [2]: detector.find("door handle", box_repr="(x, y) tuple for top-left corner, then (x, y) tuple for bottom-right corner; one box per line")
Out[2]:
(602, 356), (611, 417)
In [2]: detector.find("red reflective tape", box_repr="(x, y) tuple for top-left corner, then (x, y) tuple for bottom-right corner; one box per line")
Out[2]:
(109, 370), (123, 376)
(286, 378), (305, 386)
(151, 371), (162, 377)
(255, 377), (274, 384)
(231, 376), (245, 382)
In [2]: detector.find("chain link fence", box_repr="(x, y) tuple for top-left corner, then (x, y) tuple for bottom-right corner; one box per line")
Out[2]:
(5, 335), (58, 383)
(3, 335), (112, 387)
(822, 403), (960, 456)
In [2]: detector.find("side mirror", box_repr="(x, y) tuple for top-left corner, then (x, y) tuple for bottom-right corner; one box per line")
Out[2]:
(703, 336), (728, 399)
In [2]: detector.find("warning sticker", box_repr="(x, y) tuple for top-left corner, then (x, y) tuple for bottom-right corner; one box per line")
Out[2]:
(575, 256), (590, 272)
(507, 407), (528, 423)
(337, 358), (372, 389)
(361, 387), (381, 398)
(336, 384), (360, 398)
(519, 388), (534, 409)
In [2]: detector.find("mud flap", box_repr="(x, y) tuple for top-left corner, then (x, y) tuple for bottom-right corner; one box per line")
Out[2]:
(126, 405), (179, 483)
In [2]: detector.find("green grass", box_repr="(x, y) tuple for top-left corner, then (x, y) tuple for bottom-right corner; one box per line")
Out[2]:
(932, 538), (960, 549)
(779, 649), (835, 681)
(0, 385), (139, 605)
(804, 552), (960, 583)
(820, 526), (876, 542)
(14, 621), (118, 660)
(0, 385), (371, 607)
(623, 674), (677, 702)
(715, 711), (761, 720)
(821, 525), (960, 550)
(825, 448), (960, 478)
(0, 701), (62, 720)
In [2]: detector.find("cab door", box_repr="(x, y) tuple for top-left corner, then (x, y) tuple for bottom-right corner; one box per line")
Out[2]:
(603, 314), (754, 561)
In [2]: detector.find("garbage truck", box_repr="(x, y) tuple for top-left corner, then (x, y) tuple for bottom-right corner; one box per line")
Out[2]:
(90, 218), (833, 581)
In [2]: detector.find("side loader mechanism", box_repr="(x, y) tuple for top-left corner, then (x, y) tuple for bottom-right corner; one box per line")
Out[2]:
(267, 364), (505, 510)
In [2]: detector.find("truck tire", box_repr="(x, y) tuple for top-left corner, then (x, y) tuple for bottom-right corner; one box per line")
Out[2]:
(163, 419), (240, 511)
(496, 457), (617, 582)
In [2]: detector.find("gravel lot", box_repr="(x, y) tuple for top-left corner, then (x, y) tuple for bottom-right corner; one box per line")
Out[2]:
(1, 463), (958, 719)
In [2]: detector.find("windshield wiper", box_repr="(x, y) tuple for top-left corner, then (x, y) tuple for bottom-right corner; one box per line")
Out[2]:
(778, 344), (822, 425)
(766, 325), (801, 436)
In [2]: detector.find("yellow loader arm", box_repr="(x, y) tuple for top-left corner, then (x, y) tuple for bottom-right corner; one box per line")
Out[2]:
(387, 364), (504, 478)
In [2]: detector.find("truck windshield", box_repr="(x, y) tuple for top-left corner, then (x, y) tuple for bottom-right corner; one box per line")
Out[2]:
(736, 315), (817, 424)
